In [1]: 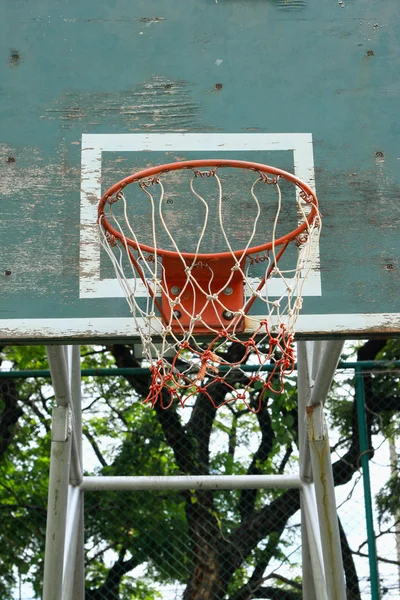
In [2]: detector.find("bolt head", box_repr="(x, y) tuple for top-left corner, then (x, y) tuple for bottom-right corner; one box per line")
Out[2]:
(222, 310), (234, 321)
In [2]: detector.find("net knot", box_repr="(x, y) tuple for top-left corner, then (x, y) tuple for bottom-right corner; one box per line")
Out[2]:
(299, 190), (314, 204)
(245, 338), (257, 350)
(206, 294), (218, 301)
(259, 172), (280, 185)
(107, 193), (121, 205)
(105, 232), (117, 247)
(190, 316), (201, 325)
(295, 298), (303, 309)
(296, 233), (309, 247)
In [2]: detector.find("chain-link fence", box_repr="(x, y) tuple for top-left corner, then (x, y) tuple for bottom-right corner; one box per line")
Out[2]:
(0, 344), (399, 599)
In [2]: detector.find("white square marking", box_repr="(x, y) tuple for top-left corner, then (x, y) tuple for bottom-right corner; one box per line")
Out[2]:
(80, 133), (321, 299)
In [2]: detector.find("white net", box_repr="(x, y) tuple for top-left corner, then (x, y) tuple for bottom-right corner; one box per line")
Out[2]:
(98, 163), (320, 411)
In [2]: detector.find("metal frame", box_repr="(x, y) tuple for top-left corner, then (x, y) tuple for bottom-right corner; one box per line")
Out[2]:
(43, 341), (347, 599)
(43, 346), (84, 600)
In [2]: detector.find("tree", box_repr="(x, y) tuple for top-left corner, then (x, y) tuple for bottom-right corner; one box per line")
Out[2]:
(0, 340), (399, 598)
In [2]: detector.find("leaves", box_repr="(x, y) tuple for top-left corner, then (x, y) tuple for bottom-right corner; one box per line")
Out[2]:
(1, 341), (399, 598)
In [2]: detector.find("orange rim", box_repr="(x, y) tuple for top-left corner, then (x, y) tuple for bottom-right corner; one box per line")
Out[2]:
(98, 159), (318, 260)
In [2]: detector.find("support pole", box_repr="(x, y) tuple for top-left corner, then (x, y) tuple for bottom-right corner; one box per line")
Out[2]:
(62, 486), (82, 600)
(355, 366), (381, 600)
(304, 340), (346, 600)
(82, 474), (302, 491)
(297, 341), (313, 483)
(307, 403), (346, 600)
(42, 401), (72, 600)
(297, 341), (317, 599)
(70, 346), (85, 599)
(43, 346), (80, 600)
(301, 485), (328, 600)
(309, 340), (344, 407)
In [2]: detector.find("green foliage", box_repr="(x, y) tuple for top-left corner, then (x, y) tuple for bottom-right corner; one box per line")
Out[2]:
(1, 341), (399, 598)
(0, 347), (51, 596)
(376, 465), (400, 525)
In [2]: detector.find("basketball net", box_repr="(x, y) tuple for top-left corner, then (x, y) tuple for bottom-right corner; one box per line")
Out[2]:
(98, 161), (320, 412)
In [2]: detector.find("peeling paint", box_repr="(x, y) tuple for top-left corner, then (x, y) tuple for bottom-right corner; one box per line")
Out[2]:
(43, 76), (208, 132)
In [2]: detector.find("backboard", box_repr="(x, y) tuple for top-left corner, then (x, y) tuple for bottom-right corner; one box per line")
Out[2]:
(1, 0), (399, 342)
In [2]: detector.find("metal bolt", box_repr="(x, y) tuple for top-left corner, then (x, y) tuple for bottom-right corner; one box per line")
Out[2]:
(222, 310), (234, 321)
(173, 310), (182, 320)
(367, 50), (374, 56)
(223, 286), (233, 296)
(215, 83), (223, 90)
(4, 270), (11, 276)
(171, 286), (181, 295)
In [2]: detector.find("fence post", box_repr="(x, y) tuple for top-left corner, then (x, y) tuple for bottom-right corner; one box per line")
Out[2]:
(354, 365), (381, 600)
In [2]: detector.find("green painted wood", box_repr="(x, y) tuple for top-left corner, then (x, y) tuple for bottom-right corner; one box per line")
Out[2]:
(1, 0), (399, 340)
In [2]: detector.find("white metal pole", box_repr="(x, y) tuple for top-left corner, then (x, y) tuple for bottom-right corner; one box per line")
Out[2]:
(302, 485), (328, 599)
(309, 340), (344, 407)
(297, 341), (317, 599)
(70, 345), (85, 599)
(71, 346), (82, 465)
(72, 500), (85, 600)
(301, 499), (318, 600)
(62, 486), (82, 600)
(307, 403), (346, 600)
(311, 340), (327, 382)
(82, 474), (303, 492)
(297, 341), (313, 483)
(43, 345), (73, 600)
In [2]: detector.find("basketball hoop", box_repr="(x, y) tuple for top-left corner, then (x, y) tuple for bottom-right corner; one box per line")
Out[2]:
(98, 159), (320, 412)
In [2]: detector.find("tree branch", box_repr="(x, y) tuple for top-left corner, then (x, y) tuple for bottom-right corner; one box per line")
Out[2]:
(338, 517), (361, 599)
(83, 427), (108, 467)
(352, 549), (400, 567)
(238, 396), (274, 520)
(228, 488), (301, 570)
(109, 344), (197, 474)
(85, 547), (140, 600)
(240, 586), (301, 600)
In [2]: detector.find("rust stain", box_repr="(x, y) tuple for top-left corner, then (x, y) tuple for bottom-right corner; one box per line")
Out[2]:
(9, 50), (21, 67)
